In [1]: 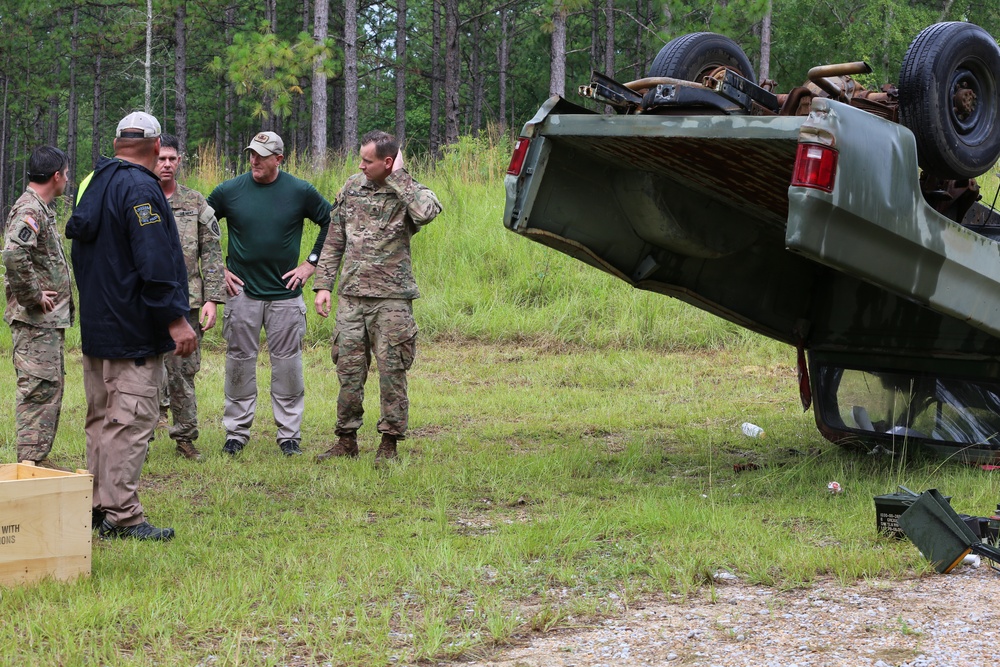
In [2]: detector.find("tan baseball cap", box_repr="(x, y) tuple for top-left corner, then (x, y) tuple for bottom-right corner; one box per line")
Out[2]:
(116, 111), (161, 138)
(245, 131), (284, 156)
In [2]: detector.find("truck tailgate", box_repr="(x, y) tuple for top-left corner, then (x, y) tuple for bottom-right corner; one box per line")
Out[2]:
(504, 99), (815, 343)
(515, 112), (805, 231)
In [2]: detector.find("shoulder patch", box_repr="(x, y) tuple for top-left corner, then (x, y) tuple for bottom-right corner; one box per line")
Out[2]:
(133, 203), (162, 226)
(210, 221), (221, 237)
(18, 226), (34, 243)
(24, 216), (39, 233)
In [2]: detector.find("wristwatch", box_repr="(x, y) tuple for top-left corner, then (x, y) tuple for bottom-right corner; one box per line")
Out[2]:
(307, 253), (319, 266)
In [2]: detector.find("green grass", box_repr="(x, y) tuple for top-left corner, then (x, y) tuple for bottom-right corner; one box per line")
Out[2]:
(2, 343), (998, 665)
(2, 146), (999, 665)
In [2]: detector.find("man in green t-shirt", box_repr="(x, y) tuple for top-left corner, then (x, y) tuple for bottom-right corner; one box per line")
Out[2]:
(207, 131), (331, 457)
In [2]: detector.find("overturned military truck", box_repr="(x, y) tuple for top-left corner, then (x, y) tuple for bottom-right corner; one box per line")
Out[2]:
(503, 22), (1000, 461)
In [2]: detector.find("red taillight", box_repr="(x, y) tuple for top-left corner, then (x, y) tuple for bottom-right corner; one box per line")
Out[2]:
(792, 143), (838, 192)
(507, 137), (531, 176)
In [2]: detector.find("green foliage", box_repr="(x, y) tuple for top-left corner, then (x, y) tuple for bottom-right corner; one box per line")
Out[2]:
(5, 0), (999, 209)
(210, 23), (339, 122)
(659, 0), (770, 40)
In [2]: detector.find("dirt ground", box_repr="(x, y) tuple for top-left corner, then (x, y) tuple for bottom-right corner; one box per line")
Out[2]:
(445, 561), (1000, 667)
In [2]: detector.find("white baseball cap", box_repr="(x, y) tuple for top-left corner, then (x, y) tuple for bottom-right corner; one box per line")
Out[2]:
(245, 131), (284, 156)
(116, 111), (161, 138)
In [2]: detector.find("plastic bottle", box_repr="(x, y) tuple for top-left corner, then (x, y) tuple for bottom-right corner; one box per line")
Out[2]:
(741, 422), (765, 438)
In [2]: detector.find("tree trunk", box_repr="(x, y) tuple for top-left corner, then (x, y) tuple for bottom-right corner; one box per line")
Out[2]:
(223, 3), (236, 161)
(48, 41), (61, 149)
(343, 0), (359, 153)
(882, 6), (893, 81)
(604, 0), (614, 76)
(394, 0), (407, 145)
(174, 0), (188, 154)
(633, 0), (643, 79)
(331, 74), (343, 151)
(311, 0), (329, 169)
(92, 50), (103, 167)
(498, 7), (509, 134)
(1, 73), (9, 214)
(643, 0), (652, 74)
(590, 0), (599, 69)
(471, 15), (483, 134)
(549, 0), (567, 97)
(444, 0), (459, 145)
(429, 0), (442, 155)
(67, 7), (79, 186)
(759, 0), (771, 82)
(144, 0), (153, 113)
(938, 0), (955, 22)
(266, 0), (278, 33)
(261, 0), (278, 131)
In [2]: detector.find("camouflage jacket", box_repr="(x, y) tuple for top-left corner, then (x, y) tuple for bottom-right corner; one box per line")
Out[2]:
(168, 183), (227, 308)
(315, 168), (442, 299)
(2, 188), (73, 327)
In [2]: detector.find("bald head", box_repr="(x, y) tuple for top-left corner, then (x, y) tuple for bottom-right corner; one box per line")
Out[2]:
(114, 136), (161, 171)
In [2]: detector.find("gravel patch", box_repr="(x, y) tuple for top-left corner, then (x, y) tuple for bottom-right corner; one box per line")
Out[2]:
(448, 560), (999, 667)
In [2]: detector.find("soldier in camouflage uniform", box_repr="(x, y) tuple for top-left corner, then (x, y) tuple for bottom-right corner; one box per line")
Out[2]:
(154, 134), (227, 461)
(314, 130), (442, 465)
(2, 146), (74, 470)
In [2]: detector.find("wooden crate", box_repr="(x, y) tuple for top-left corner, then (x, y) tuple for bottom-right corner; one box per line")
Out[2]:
(0, 462), (92, 586)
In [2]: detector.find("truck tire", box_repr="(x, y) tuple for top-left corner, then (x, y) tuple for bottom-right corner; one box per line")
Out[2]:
(899, 22), (1000, 179)
(648, 33), (755, 83)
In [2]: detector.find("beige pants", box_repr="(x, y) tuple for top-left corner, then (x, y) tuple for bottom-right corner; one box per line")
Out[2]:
(222, 291), (307, 444)
(83, 355), (163, 527)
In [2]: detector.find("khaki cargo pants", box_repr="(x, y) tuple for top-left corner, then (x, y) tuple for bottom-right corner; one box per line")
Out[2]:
(83, 354), (163, 527)
(222, 291), (307, 445)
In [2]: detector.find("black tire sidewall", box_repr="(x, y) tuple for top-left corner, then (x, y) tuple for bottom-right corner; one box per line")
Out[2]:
(649, 33), (756, 83)
(899, 22), (1000, 179)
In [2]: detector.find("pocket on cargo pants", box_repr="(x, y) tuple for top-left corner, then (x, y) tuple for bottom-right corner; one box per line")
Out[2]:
(387, 322), (418, 372)
(109, 380), (159, 428)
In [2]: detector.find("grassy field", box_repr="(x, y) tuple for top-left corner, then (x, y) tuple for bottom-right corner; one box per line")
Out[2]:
(6, 343), (1000, 666)
(1, 145), (999, 665)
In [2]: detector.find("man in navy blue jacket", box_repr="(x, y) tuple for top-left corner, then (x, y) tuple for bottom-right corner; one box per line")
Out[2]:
(67, 111), (196, 542)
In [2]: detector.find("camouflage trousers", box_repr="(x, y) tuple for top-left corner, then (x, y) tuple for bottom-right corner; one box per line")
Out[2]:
(332, 295), (418, 438)
(163, 309), (204, 441)
(9, 323), (65, 462)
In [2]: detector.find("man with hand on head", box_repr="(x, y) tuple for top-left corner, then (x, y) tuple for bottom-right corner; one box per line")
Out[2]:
(314, 130), (442, 466)
(2, 146), (74, 471)
(154, 133), (226, 462)
(207, 131), (331, 458)
(67, 111), (196, 542)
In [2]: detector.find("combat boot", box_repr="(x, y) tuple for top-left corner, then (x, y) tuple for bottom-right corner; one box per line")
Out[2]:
(316, 432), (359, 462)
(374, 433), (398, 467)
(175, 439), (202, 461)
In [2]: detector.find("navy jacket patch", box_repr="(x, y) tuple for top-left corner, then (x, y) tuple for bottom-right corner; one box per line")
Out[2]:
(133, 203), (161, 226)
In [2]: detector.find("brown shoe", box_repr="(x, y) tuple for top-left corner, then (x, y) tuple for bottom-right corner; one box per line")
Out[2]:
(175, 440), (202, 461)
(316, 433), (359, 462)
(374, 433), (398, 467)
(157, 407), (169, 430)
(33, 458), (73, 472)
